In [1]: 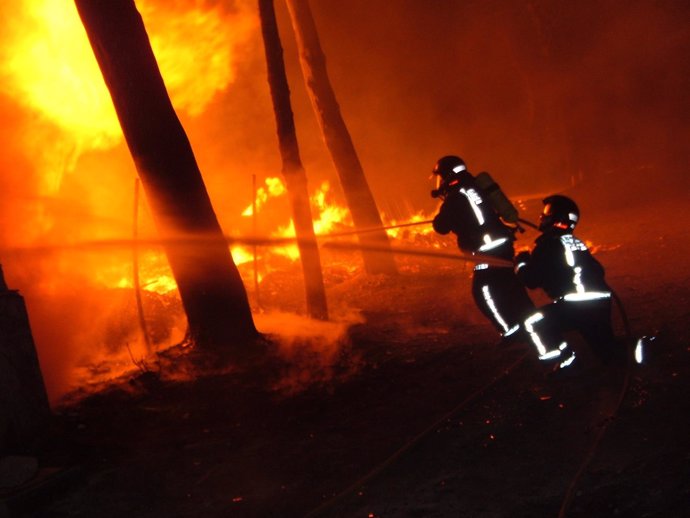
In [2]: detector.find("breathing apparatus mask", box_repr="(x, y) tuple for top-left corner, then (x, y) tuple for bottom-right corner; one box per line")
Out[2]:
(430, 155), (469, 199)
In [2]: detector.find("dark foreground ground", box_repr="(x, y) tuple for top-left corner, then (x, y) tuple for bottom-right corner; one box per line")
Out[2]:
(2, 189), (689, 518)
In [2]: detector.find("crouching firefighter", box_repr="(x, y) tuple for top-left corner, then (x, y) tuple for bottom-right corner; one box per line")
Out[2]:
(430, 155), (535, 341)
(515, 195), (624, 374)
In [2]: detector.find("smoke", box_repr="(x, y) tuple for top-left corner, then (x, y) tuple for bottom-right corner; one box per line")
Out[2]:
(0, 0), (259, 403)
(254, 310), (365, 395)
(269, 0), (690, 205)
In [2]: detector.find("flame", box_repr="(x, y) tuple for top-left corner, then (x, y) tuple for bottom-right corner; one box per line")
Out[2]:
(137, 0), (256, 117)
(230, 245), (255, 267)
(0, 0), (442, 402)
(269, 181), (353, 261)
(310, 181), (351, 235)
(242, 177), (287, 216)
(0, 1), (118, 143)
(0, 0), (255, 206)
(245, 178), (353, 262)
(0, 0), (255, 146)
(384, 211), (435, 240)
(0, 0), (119, 197)
(0, 0), (258, 400)
(100, 251), (178, 295)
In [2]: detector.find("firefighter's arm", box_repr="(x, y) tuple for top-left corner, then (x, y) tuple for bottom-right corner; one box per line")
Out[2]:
(514, 251), (531, 273)
(500, 217), (523, 234)
(514, 249), (542, 289)
(514, 251), (532, 283)
(519, 240), (560, 289)
(432, 203), (453, 235)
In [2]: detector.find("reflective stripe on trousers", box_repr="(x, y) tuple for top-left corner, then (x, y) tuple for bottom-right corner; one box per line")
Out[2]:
(523, 311), (576, 368)
(482, 284), (520, 337)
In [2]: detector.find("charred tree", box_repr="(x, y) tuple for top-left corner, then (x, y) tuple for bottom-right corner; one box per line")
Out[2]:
(283, 0), (397, 275)
(75, 0), (259, 351)
(258, 0), (328, 320)
(0, 265), (51, 454)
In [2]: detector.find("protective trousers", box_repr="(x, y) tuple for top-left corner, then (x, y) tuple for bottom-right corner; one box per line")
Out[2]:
(524, 298), (619, 368)
(471, 266), (536, 338)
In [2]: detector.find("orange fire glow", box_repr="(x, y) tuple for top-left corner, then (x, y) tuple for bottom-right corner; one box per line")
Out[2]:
(0, 0), (260, 400)
(256, 179), (353, 261)
(0, 0), (440, 403)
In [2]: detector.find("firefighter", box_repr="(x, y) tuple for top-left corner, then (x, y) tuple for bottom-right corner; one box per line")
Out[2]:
(515, 194), (622, 373)
(430, 155), (535, 342)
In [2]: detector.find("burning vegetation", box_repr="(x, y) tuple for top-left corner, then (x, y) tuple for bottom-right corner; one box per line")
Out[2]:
(0, 0), (262, 400)
(0, 0), (450, 403)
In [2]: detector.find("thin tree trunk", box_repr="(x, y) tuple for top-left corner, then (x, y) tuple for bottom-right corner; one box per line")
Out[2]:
(259, 0), (328, 320)
(75, 0), (259, 352)
(132, 178), (152, 353)
(284, 0), (397, 275)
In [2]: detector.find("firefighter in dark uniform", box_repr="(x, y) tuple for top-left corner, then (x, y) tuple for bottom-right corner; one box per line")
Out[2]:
(431, 155), (535, 341)
(515, 194), (622, 372)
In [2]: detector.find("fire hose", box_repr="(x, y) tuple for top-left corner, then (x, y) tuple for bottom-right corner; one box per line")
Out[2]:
(302, 352), (530, 518)
(557, 362), (631, 518)
(0, 218), (435, 254)
(2, 217), (640, 514)
(321, 217), (540, 237)
(556, 288), (636, 518)
(301, 304), (635, 518)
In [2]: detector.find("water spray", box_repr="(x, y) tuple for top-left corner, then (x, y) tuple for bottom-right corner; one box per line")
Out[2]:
(0, 236), (512, 268)
(0, 216), (530, 269)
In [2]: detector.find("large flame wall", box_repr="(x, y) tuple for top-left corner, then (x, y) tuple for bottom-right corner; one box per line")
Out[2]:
(0, 0), (260, 400)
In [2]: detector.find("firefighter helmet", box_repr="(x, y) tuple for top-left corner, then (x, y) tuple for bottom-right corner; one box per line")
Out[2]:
(431, 155), (472, 197)
(539, 194), (580, 232)
(432, 155), (467, 181)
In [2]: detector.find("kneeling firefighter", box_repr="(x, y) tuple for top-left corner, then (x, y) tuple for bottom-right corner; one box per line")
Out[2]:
(515, 195), (623, 372)
(430, 155), (535, 340)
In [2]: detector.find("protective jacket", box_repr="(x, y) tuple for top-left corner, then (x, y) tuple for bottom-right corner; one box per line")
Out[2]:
(516, 232), (611, 301)
(432, 174), (533, 338)
(432, 177), (516, 262)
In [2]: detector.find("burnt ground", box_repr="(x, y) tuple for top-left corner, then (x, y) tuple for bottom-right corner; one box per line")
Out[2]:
(2, 189), (690, 518)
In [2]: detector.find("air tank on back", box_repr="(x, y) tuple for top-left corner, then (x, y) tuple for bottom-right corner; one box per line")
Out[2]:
(475, 171), (519, 224)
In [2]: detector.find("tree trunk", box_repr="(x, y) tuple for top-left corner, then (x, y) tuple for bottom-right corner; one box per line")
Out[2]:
(258, 0), (328, 320)
(0, 266), (51, 454)
(75, 0), (259, 351)
(283, 0), (397, 275)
